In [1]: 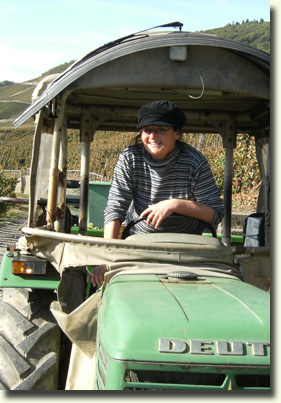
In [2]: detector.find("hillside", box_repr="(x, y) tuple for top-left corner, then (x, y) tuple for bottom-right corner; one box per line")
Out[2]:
(0, 61), (75, 128)
(200, 19), (270, 53)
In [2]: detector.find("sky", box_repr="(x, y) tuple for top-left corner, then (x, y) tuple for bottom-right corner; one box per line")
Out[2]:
(0, 0), (271, 83)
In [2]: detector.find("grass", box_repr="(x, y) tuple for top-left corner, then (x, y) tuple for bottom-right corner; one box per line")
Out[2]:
(0, 204), (28, 224)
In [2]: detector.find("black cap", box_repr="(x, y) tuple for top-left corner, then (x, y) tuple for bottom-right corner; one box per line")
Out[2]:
(137, 100), (186, 130)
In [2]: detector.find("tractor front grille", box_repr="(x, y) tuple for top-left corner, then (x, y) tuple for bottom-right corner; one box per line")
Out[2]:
(95, 344), (270, 390)
(124, 366), (270, 390)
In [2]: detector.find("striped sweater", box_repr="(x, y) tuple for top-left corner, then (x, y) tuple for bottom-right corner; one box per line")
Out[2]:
(104, 141), (224, 235)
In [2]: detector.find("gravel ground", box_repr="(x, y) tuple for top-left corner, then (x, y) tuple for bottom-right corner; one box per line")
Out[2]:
(0, 213), (28, 265)
(0, 213), (28, 299)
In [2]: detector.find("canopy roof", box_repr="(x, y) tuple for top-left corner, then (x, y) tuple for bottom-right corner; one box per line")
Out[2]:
(14, 28), (270, 134)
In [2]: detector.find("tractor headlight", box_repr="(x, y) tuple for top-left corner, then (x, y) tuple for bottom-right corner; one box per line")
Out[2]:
(12, 254), (47, 275)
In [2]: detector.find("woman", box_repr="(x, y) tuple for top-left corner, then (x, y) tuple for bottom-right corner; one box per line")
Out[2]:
(91, 100), (224, 286)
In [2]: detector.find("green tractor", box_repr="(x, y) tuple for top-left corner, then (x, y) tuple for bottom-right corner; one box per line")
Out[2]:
(0, 23), (270, 390)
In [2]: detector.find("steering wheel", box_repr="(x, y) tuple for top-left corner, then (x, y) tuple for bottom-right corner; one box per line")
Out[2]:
(121, 215), (217, 240)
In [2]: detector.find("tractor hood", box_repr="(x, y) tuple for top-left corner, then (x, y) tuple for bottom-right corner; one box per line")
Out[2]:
(98, 272), (270, 366)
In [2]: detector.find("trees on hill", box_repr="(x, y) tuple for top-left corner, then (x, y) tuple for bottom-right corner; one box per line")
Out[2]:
(201, 20), (270, 53)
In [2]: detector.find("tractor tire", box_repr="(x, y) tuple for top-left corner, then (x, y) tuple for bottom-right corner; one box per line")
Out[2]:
(0, 288), (61, 390)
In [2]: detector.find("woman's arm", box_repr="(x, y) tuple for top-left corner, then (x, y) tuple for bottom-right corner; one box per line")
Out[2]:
(141, 199), (215, 229)
(89, 219), (121, 287)
(90, 219), (122, 287)
(104, 219), (121, 239)
(104, 150), (134, 235)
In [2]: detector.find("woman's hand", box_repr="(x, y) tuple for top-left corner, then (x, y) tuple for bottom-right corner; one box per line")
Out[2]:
(88, 264), (109, 287)
(141, 199), (176, 229)
(141, 199), (215, 229)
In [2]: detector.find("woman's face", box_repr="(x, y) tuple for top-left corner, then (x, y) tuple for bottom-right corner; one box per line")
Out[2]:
(141, 126), (181, 162)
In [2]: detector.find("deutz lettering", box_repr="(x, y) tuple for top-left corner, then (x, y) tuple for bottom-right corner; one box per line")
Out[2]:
(158, 339), (269, 356)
